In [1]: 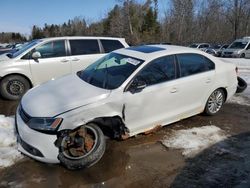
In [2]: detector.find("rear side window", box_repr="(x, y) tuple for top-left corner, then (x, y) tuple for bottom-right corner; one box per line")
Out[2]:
(101, 39), (124, 53)
(34, 40), (66, 59)
(135, 55), (176, 86)
(69, 40), (100, 55)
(177, 53), (214, 77)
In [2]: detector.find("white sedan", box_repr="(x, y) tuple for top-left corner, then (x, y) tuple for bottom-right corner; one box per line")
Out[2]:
(16, 45), (238, 169)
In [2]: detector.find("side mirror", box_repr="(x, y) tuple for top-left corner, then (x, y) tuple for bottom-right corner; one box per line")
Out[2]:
(128, 79), (147, 94)
(32, 51), (41, 60)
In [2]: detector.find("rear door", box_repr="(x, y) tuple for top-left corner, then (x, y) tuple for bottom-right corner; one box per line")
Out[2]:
(174, 53), (216, 115)
(29, 40), (71, 85)
(69, 39), (104, 72)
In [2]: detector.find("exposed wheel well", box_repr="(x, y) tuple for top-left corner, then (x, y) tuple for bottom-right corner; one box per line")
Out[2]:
(1, 73), (33, 88)
(88, 116), (129, 140)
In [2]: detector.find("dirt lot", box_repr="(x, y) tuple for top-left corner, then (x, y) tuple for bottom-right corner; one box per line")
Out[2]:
(0, 95), (249, 188)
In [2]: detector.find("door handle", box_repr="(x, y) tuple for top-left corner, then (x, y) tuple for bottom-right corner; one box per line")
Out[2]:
(206, 78), (211, 83)
(170, 87), (178, 93)
(72, 58), (80, 61)
(61, 59), (69, 63)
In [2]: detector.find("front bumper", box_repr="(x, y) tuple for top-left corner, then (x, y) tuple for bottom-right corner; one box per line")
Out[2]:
(15, 108), (60, 163)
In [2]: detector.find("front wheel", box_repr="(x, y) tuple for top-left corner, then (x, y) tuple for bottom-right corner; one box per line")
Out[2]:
(0, 75), (31, 100)
(58, 123), (106, 170)
(240, 53), (245, 58)
(204, 89), (225, 116)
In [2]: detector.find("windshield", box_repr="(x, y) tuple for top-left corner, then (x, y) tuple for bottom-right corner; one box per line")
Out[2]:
(229, 41), (248, 49)
(9, 40), (42, 58)
(78, 53), (144, 90)
(189, 44), (198, 48)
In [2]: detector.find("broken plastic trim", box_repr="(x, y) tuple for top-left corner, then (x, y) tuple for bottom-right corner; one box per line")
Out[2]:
(236, 76), (247, 93)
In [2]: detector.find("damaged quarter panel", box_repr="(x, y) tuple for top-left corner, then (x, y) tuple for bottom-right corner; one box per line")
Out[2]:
(57, 91), (125, 131)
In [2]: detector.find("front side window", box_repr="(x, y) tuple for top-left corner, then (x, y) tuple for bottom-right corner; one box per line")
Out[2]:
(101, 39), (124, 53)
(78, 53), (144, 89)
(70, 39), (100, 55)
(34, 40), (66, 58)
(177, 53), (214, 77)
(14, 40), (42, 59)
(246, 43), (250, 50)
(134, 55), (176, 86)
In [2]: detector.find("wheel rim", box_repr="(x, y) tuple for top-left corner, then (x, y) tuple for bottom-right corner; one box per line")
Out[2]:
(7, 80), (25, 96)
(61, 126), (98, 160)
(207, 90), (224, 114)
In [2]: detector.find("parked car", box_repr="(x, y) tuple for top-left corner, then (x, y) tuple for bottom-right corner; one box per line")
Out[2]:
(16, 45), (238, 170)
(216, 44), (229, 57)
(0, 36), (129, 100)
(189, 43), (211, 51)
(205, 44), (229, 57)
(222, 37), (250, 58)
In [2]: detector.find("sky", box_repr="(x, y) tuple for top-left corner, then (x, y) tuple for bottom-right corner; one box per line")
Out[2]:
(0, 0), (168, 36)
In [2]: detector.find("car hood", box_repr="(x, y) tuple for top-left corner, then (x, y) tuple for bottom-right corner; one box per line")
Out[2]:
(0, 54), (10, 62)
(21, 74), (111, 117)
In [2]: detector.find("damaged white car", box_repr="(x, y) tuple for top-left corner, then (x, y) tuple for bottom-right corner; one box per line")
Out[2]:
(16, 45), (238, 169)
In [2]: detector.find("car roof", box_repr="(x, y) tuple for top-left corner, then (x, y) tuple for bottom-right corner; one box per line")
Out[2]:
(116, 45), (203, 61)
(39, 36), (126, 41)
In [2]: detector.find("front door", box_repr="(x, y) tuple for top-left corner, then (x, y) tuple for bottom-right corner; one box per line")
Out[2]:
(29, 40), (71, 85)
(123, 55), (179, 134)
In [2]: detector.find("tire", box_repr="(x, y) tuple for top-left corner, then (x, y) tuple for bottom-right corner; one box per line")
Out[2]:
(240, 53), (245, 58)
(236, 76), (247, 93)
(0, 75), (31, 100)
(58, 123), (106, 170)
(204, 89), (225, 116)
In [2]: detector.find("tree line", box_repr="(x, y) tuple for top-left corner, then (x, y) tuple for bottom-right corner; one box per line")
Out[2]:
(0, 32), (27, 43)
(1, 0), (250, 45)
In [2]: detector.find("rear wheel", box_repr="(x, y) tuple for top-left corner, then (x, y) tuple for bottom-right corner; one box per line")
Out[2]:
(0, 75), (30, 100)
(204, 89), (225, 116)
(58, 123), (106, 170)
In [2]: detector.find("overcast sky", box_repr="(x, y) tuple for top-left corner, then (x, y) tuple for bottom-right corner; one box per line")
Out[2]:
(0, 0), (168, 35)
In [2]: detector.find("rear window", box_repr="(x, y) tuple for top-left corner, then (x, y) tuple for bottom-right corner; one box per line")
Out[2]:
(101, 39), (124, 53)
(69, 39), (100, 55)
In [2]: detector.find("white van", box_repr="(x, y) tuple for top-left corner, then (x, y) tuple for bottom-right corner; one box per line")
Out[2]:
(222, 37), (250, 58)
(0, 36), (129, 100)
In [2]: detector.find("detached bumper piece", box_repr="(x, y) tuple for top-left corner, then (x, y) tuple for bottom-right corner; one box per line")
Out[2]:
(236, 76), (247, 93)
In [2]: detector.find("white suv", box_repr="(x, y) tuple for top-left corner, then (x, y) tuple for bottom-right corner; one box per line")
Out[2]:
(0, 36), (129, 100)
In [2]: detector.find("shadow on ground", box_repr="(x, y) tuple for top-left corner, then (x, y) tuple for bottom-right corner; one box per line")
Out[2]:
(171, 131), (250, 188)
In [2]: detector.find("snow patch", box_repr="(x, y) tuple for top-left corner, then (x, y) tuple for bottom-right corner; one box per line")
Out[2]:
(221, 58), (250, 105)
(228, 72), (250, 106)
(0, 115), (22, 168)
(162, 125), (228, 157)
